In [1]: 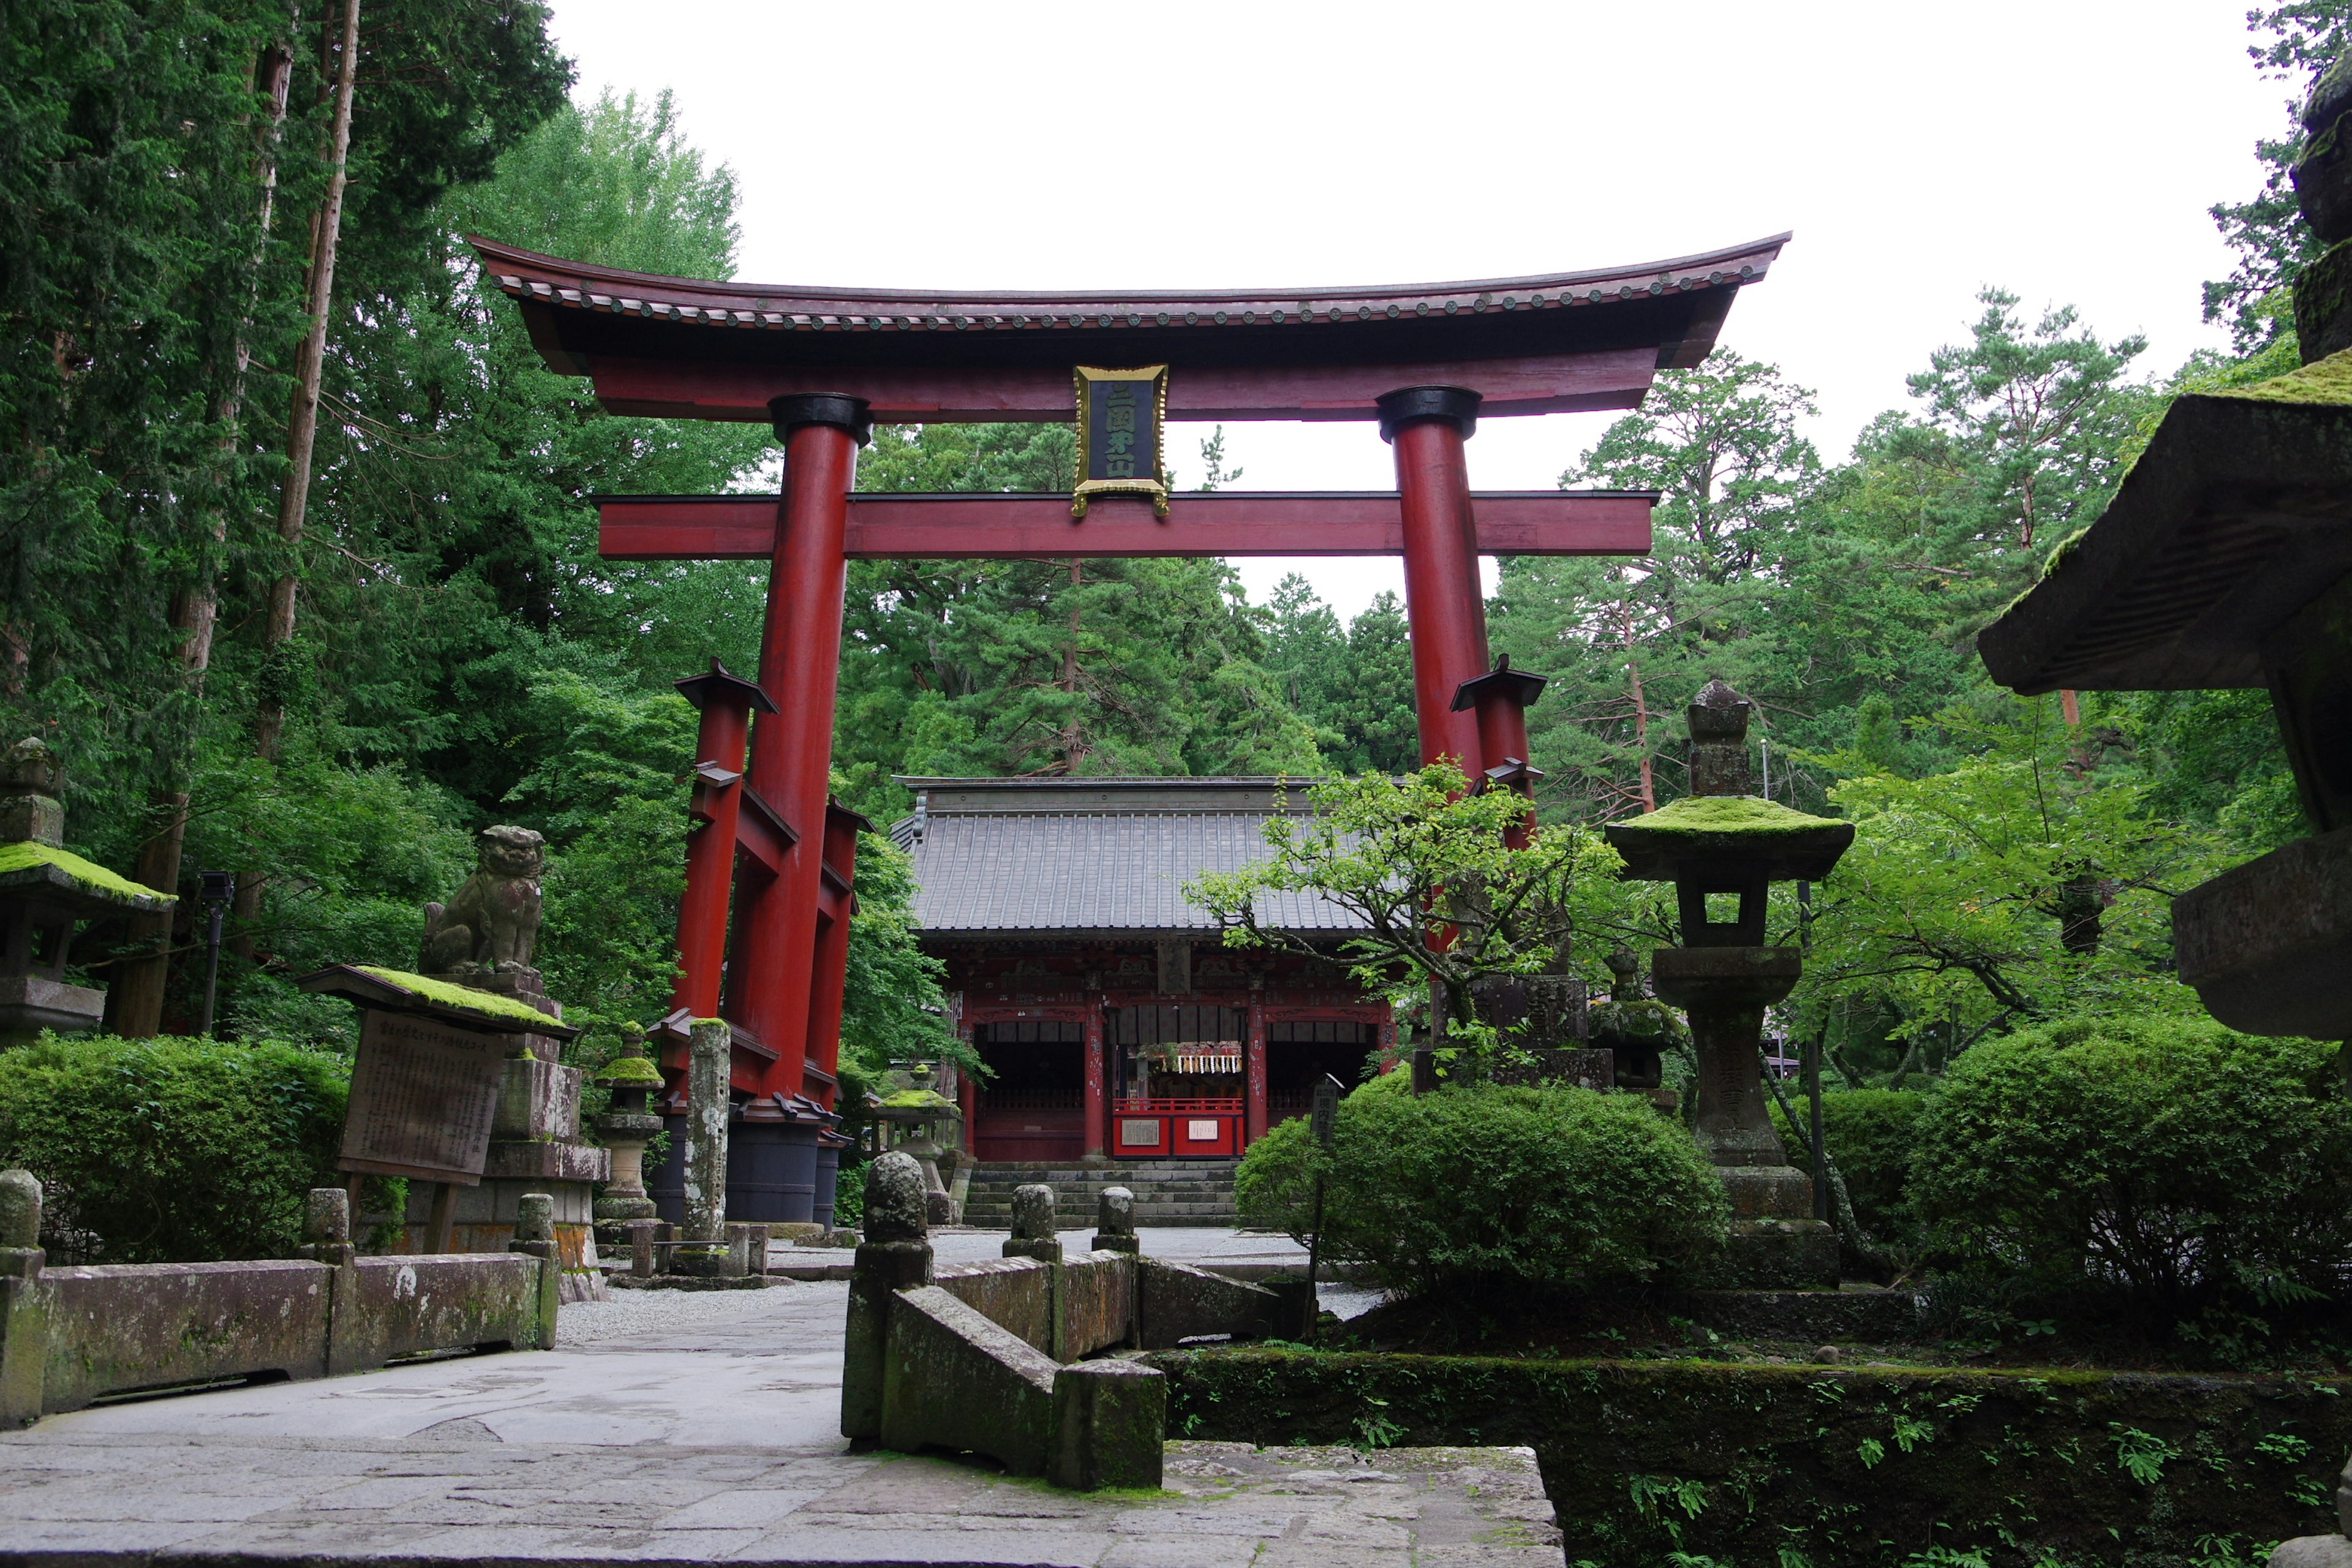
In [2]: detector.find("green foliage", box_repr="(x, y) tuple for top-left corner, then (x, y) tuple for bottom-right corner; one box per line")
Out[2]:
(1909, 1016), (2352, 1325)
(1769, 1088), (1928, 1235)
(1235, 1079), (1728, 1294)
(0, 1034), (347, 1262)
(1189, 764), (1616, 1065)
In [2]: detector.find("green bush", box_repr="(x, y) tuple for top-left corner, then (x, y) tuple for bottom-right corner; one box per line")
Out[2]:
(0, 1035), (350, 1262)
(1237, 1078), (1727, 1295)
(1909, 1015), (2352, 1324)
(1769, 1087), (1928, 1234)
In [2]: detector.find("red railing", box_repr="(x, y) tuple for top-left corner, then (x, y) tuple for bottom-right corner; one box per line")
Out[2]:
(1114, 1097), (1244, 1114)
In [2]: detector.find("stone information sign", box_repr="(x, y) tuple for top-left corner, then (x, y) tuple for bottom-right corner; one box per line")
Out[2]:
(339, 1008), (513, 1183)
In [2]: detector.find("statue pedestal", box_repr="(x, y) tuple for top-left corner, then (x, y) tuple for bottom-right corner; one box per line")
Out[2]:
(1653, 946), (1836, 1289)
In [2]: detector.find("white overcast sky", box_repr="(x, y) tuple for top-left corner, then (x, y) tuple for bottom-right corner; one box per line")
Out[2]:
(546, 1), (2294, 619)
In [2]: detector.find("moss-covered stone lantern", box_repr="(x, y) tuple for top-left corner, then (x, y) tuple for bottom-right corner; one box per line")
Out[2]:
(590, 1022), (665, 1246)
(0, 739), (175, 1046)
(871, 1062), (963, 1226)
(1604, 680), (1852, 1287)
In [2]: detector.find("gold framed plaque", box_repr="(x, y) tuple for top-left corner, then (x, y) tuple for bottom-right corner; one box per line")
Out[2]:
(1072, 364), (1169, 518)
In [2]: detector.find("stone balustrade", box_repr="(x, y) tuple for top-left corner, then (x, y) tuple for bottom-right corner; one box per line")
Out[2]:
(840, 1153), (1303, 1489)
(1, 1172), (558, 1427)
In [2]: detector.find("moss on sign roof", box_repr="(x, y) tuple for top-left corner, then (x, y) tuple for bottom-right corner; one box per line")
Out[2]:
(353, 965), (558, 1027)
(0, 840), (173, 907)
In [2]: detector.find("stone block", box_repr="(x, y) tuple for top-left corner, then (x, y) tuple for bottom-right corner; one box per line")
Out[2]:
(1718, 1165), (1815, 1220)
(841, 1238), (933, 1440)
(769, 1221), (825, 1245)
(40, 1259), (331, 1412)
(0, 973), (105, 1038)
(0, 791), (63, 845)
(1050, 1359), (1166, 1490)
(1664, 1287), (1921, 1343)
(481, 1140), (609, 1183)
(1136, 1257), (1282, 1349)
(933, 1257), (1052, 1354)
(2175, 826), (2352, 1039)
(1705, 1218), (1840, 1291)
(332, 1253), (546, 1373)
(880, 1284), (1057, 1474)
(2273, 1536), (2352, 1568)
(1060, 1251), (1137, 1359)
(492, 1057), (582, 1140)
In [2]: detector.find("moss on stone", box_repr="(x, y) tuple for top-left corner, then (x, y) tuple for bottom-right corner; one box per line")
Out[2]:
(353, 965), (556, 1027)
(0, 840), (173, 906)
(1614, 794), (1844, 837)
(2214, 344), (2352, 405)
(592, 1055), (665, 1085)
(880, 1088), (956, 1110)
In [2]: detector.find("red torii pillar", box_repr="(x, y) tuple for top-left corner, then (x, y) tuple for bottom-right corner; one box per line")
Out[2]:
(733, 393), (867, 1101)
(1381, 387), (1492, 777)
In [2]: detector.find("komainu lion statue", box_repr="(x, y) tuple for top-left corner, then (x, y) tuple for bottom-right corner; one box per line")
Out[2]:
(421, 825), (545, 975)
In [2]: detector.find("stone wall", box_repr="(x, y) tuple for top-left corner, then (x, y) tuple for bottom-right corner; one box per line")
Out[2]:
(1148, 1348), (2352, 1566)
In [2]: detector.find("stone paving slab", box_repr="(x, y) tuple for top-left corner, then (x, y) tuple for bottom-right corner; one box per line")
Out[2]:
(0, 1275), (1550, 1567)
(0, 1433), (1558, 1566)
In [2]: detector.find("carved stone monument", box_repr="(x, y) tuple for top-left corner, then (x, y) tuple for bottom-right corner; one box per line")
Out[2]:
(1604, 680), (1851, 1289)
(300, 823), (607, 1299)
(0, 740), (174, 1046)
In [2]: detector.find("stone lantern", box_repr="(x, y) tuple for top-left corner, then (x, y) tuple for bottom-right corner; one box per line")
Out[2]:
(0, 739), (175, 1046)
(871, 1062), (963, 1226)
(590, 1023), (665, 1247)
(1604, 680), (1852, 1287)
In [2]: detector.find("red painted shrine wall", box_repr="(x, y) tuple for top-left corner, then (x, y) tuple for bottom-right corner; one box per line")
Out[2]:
(943, 943), (1392, 1164)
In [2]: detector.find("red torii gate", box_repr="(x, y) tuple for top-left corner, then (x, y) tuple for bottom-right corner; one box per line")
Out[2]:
(475, 232), (1784, 1216)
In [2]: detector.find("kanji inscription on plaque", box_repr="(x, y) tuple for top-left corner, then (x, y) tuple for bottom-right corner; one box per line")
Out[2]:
(339, 1008), (513, 1183)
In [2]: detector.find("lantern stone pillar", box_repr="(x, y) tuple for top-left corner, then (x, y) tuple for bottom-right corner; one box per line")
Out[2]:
(1604, 680), (1852, 1289)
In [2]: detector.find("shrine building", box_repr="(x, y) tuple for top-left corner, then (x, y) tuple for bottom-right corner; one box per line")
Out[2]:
(892, 777), (1389, 1164)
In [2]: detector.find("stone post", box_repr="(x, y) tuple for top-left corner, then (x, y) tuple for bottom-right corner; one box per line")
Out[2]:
(1091, 1186), (1138, 1254)
(842, 1152), (932, 1441)
(506, 1191), (560, 1348)
(1003, 1183), (1063, 1264)
(673, 1019), (736, 1278)
(1049, 1360), (1167, 1490)
(298, 1187), (355, 1267)
(1, 1169), (49, 1425)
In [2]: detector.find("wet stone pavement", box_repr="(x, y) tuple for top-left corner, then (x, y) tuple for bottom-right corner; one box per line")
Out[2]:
(0, 1242), (1556, 1567)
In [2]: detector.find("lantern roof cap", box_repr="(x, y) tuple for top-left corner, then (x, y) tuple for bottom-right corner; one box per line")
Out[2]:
(1602, 794), (1854, 883)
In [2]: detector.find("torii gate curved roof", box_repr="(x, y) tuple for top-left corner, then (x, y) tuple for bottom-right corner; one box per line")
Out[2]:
(470, 232), (1787, 425)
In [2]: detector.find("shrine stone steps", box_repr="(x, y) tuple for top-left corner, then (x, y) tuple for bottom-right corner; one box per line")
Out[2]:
(959, 1159), (1238, 1227)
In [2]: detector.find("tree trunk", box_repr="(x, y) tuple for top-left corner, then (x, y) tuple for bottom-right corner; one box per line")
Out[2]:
(110, 24), (302, 1036)
(254, 0), (360, 764)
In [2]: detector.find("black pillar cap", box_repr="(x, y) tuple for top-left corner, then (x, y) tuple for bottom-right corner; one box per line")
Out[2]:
(769, 392), (873, 447)
(1450, 654), (1548, 712)
(1376, 385), (1482, 443)
(675, 657), (778, 714)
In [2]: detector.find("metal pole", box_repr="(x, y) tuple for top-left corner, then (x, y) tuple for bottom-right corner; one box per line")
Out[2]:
(1305, 1074), (1341, 1345)
(197, 870), (233, 1037)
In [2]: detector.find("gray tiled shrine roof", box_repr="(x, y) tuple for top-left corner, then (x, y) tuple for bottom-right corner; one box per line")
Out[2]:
(890, 777), (1362, 937)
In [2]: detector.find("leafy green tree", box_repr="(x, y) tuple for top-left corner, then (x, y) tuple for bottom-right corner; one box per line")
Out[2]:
(1189, 764), (1613, 1063)
(2206, 1), (2352, 346)
(1496, 353), (1816, 821)
(1902, 288), (2148, 557)
(1795, 700), (2226, 1072)
(1262, 576), (1417, 776)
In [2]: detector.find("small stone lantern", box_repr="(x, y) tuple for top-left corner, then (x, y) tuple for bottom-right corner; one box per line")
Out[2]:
(591, 1023), (665, 1246)
(0, 739), (175, 1046)
(1604, 680), (1853, 1287)
(871, 1062), (963, 1226)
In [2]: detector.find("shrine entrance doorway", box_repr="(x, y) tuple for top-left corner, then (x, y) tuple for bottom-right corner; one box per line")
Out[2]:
(1110, 1004), (1246, 1159)
(970, 1019), (1085, 1164)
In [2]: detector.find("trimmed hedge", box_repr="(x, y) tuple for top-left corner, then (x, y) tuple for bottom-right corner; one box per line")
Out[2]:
(1910, 1016), (2352, 1325)
(1151, 1346), (2350, 1566)
(1770, 1086), (1928, 1234)
(0, 1034), (348, 1262)
(1235, 1076), (1728, 1294)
